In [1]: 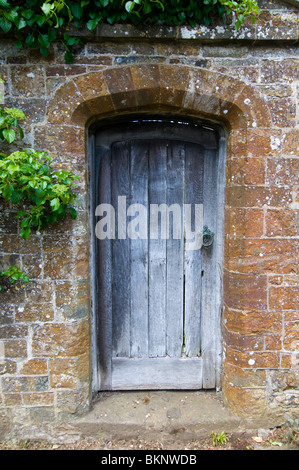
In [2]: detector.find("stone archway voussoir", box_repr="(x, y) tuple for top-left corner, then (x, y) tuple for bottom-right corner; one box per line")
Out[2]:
(47, 64), (271, 131)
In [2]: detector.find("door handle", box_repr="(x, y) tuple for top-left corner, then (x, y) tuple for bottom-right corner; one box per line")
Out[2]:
(202, 225), (214, 247)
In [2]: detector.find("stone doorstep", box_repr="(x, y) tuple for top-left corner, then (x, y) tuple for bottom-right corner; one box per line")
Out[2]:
(72, 390), (282, 444)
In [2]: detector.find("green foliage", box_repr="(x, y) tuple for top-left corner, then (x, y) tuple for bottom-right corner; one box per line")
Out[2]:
(211, 431), (227, 446)
(0, 265), (29, 291)
(0, 77), (80, 292)
(0, 80), (26, 143)
(0, 0), (260, 62)
(219, 0), (260, 29)
(0, 148), (79, 239)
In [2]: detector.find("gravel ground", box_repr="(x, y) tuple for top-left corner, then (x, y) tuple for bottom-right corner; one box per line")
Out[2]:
(0, 424), (298, 451)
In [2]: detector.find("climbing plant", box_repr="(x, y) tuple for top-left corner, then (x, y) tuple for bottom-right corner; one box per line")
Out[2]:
(0, 0), (260, 63)
(0, 78), (79, 290)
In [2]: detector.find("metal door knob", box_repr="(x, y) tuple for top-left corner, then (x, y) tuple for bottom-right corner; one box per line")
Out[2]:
(202, 225), (214, 247)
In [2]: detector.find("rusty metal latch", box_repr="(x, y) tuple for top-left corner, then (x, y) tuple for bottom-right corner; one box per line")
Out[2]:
(202, 225), (214, 247)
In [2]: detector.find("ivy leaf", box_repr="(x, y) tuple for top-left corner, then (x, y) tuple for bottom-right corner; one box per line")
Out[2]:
(125, 1), (135, 13)
(14, 17), (27, 29)
(16, 210), (28, 218)
(16, 124), (24, 139)
(36, 14), (46, 27)
(87, 18), (98, 31)
(41, 3), (53, 16)
(4, 8), (18, 22)
(21, 9), (34, 20)
(25, 33), (36, 47)
(20, 226), (31, 240)
(38, 33), (51, 48)
(40, 46), (50, 57)
(3, 128), (16, 143)
(64, 50), (74, 63)
(11, 189), (23, 203)
(0, 17), (12, 33)
(47, 26), (56, 42)
(50, 197), (61, 211)
(70, 2), (83, 19)
(69, 207), (77, 219)
(2, 183), (14, 199)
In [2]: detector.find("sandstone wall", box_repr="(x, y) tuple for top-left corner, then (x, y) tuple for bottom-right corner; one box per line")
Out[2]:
(0, 0), (298, 440)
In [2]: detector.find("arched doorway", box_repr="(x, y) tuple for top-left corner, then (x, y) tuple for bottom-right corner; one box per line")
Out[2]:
(45, 63), (272, 413)
(90, 116), (226, 391)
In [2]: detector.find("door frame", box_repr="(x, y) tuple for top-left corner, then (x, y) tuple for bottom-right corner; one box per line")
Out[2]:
(89, 115), (226, 393)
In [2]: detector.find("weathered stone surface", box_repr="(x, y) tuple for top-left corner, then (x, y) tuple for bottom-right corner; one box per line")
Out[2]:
(32, 321), (89, 358)
(223, 381), (267, 419)
(20, 359), (48, 376)
(227, 238), (298, 274)
(224, 271), (268, 310)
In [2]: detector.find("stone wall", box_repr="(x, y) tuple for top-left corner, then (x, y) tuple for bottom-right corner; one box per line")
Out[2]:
(0, 0), (298, 440)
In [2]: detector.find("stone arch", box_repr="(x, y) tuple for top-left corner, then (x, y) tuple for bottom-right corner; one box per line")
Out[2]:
(46, 64), (271, 131)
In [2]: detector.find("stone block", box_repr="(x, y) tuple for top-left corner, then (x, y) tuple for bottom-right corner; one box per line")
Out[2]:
(269, 286), (299, 310)
(20, 359), (48, 376)
(283, 323), (299, 351)
(0, 360), (17, 375)
(10, 65), (45, 97)
(225, 346), (280, 369)
(223, 328), (264, 351)
(265, 208), (298, 237)
(32, 321), (89, 358)
(223, 381), (266, 418)
(227, 238), (298, 274)
(266, 157), (299, 187)
(224, 271), (267, 310)
(268, 97), (296, 127)
(34, 125), (86, 162)
(50, 357), (77, 389)
(224, 308), (282, 335)
(22, 392), (54, 406)
(4, 339), (27, 359)
(229, 157), (266, 185)
(282, 128), (299, 156)
(0, 304), (14, 325)
(260, 59), (299, 84)
(47, 79), (85, 125)
(225, 208), (264, 238)
(15, 303), (54, 323)
(226, 185), (293, 208)
(223, 362), (266, 388)
(43, 235), (73, 280)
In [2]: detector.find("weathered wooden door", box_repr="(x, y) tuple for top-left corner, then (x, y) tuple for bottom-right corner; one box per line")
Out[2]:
(92, 118), (224, 391)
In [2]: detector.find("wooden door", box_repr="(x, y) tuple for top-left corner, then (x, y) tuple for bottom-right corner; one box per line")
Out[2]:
(93, 119), (224, 391)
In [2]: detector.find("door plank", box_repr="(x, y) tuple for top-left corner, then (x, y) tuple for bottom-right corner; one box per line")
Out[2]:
(184, 143), (204, 357)
(148, 141), (167, 357)
(112, 357), (203, 390)
(166, 141), (185, 357)
(96, 148), (112, 389)
(130, 141), (149, 357)
(111, 141), (131, 357)
(201, 149), (218, 388)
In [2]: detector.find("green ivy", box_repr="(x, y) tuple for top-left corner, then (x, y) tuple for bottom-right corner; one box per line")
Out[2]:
(0, 0), (260, 62)
(0, 79), (26, 143)
(0, 78), (80, 291)
(0, 265), (29, 291)
(0, 149), (79, 239)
